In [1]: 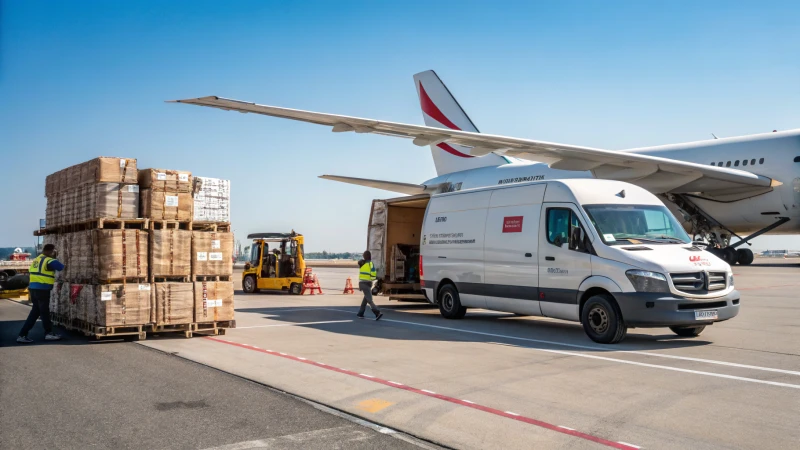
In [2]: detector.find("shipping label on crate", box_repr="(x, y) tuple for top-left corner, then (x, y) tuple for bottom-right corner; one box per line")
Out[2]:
(179, 173), (189, 182)
(205, 299), (223, 308)
(138, 284), (151, 291)
(197, 252), (208, 261)
(165, 195), (179, 207)
(120, 159), (127, 168)
(101, 291), (113, 301)
(128, 185), (140, 192)
(211, 239), (221, 249)
(156, 172), (167, 180)
(209, 252), (223, 261)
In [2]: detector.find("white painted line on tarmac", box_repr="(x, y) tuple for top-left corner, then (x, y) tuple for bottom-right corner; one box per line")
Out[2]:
(505, 411), (520, 416)
(315, 307), (800, 389)
(235, 320), (353, 329)
(559, 426), (576, 431)
(421, 389), (436, 394)
(618, 442), (641, 449)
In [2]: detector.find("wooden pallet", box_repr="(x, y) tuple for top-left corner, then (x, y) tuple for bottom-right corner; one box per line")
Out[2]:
(148, 220), (192, 231)
(148, 323), (193, 338)
(190, 222), (231, 232)
(151, 275), (191, 283)
(192, 320), (236, 336)
(35, 218), (150, 236)
(192, 275), (232, 282)
(52, 315), (147, 340)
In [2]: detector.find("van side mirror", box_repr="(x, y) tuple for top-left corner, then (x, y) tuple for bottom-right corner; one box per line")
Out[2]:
(570, 228), (584, 251)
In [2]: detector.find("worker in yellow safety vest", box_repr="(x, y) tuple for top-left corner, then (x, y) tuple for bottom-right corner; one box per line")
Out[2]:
(17, 244), (65, 343)
(356, 251), (383, 320)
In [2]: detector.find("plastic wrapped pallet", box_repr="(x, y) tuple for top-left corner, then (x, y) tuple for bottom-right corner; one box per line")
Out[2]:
(46, 183), (139, 227)
(138, 168), (193, 193)
(140, 189), (193, 221)
(191, 231), (233, 276)
(45, 157), (137, 196)
(192, 177), (230, 223)
(150, 230), (192, 277)
(153, 282), (193, 325)
(45, 230), (148, 283)
(193, 281), (234, 323)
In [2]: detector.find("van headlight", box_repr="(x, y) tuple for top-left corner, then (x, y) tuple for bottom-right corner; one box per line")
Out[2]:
(729, 274), (734, 287)
(625, 270), (670, 293)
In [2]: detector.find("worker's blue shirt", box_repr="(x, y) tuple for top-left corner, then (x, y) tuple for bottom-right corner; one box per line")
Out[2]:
(29, 259), (65, 290)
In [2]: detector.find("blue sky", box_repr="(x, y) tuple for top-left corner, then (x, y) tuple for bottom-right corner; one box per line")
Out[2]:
(2, 0), (799, 250)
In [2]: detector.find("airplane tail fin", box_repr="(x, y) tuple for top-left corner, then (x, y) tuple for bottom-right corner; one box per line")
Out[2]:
(413, 70), (509, 175)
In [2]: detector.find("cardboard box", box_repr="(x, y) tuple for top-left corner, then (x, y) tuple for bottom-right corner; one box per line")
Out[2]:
(140, 189), (193, 221)
(149, 230), (192, 277)
(44, 230), (148, 282)
(45, 157), (137, 196)
(138, 168), (193, 193)
(46, 183), (139, 227)
(191, 231), (233, 276)
(193, 281), (234, 323)
(192, 177), (230, 222)
(152, 282), (193, 325)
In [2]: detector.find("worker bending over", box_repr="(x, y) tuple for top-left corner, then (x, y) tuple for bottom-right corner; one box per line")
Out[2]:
(357, 251), (383, 320)
(17, 244), (64, 343)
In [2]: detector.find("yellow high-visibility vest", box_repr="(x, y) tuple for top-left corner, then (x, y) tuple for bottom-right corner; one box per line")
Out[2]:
(359, 261), (377, 282)
(29, 254), (56, 286)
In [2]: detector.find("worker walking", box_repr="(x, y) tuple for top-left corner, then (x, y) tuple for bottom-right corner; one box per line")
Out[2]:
(357, 251), (383, 320)
(17, 244), (64, 343)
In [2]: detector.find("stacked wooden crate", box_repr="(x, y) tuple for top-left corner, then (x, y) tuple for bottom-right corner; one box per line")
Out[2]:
(43, 157), (150, 340)
(191, 177), (234, 334)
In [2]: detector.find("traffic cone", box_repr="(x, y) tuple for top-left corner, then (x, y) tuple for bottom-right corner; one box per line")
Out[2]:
(343, 277), (355, 294)
(301, 269), (323, 295)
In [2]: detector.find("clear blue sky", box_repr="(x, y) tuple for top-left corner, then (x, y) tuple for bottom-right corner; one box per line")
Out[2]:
(2, 0), (799, 251)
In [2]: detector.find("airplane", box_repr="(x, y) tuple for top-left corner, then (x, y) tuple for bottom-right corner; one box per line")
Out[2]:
(169, 70), (800, 266)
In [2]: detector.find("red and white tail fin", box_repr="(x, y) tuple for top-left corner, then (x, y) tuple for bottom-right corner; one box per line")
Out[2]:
(414, 70), (508, 175)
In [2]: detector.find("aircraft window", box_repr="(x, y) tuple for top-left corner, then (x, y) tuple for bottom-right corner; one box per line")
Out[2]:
(725, 161), (732, 167)
(718, 161), (723, 166)
(734, 160), (740, 167)
(760, 158), (765, 164)
(710, 162), (715, 166)
(743, 160), (748, 166)
(794, 156), (800, 162)
(751, 159), (756, 165)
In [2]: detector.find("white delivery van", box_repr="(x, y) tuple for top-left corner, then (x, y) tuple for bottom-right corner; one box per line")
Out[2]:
(420, 179), (740, 344)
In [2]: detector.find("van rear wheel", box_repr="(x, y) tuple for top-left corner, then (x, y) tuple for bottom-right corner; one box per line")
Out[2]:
(670, 325), (705, 337)
(581, 294), (627, 344)
(438, 284), (466, 319)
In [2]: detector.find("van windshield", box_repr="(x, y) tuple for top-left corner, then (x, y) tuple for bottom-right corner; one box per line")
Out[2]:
(583, 204), (691, 245)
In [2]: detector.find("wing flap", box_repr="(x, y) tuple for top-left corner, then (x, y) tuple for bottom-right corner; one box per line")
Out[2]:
(170, 96), (778, 194)
(319, 175), (439, 196)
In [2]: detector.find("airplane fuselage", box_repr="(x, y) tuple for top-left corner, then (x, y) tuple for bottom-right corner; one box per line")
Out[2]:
(423, 129), (800, 235)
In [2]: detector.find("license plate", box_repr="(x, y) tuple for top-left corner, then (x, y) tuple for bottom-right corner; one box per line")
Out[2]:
(695, 310), (718, 320)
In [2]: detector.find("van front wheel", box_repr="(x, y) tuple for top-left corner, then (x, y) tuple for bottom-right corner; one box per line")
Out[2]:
(670, 325), (705, 337)
(438, 284), (467, 319)
(581, 295), (626, 344)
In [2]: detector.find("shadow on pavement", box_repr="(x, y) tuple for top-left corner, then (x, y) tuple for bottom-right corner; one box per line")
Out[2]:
(234, 303), (713, 353)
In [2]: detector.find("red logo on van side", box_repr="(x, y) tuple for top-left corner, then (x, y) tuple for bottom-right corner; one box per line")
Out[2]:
(503, 216), (524, 233)
(689, 256), (701, 262)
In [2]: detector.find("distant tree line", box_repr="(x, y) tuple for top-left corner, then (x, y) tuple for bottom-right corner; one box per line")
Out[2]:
(305, 251), (360, 260)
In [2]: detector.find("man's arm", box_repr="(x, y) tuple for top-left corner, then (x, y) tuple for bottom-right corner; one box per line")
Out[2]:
(47, 259), (65, 271)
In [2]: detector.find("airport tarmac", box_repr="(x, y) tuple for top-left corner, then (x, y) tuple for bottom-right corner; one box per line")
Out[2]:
(135, 260), (800, 449)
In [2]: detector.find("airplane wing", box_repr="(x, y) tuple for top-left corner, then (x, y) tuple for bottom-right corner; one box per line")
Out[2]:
(319, 175), (441, 195)
(169, 96), (779, 196)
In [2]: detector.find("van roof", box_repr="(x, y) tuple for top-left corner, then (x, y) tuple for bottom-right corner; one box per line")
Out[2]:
(433, 178), (662, 206)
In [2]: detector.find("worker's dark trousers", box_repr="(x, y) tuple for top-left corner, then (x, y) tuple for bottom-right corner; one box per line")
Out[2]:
(19, 289), (53, 337)
(358, 281), (380, 317)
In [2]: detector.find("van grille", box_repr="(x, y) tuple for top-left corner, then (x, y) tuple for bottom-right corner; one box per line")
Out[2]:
(670, 271), (727, 294)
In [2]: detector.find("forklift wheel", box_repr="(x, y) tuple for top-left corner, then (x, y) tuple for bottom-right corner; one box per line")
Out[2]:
(243, 275), (259, 294)
(290, 283), (302, 295)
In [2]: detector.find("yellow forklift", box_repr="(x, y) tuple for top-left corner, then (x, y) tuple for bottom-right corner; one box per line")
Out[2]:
(242, 232), (305, 295)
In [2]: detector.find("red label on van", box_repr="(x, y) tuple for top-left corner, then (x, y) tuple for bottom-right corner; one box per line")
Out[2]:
(503, 216), (524, 233)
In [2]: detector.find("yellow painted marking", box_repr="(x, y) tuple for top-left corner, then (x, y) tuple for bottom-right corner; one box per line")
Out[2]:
(356, 398), (395, 413)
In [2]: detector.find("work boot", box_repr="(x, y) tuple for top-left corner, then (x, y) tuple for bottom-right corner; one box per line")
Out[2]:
(375, 312), (384, 321)
(16, 336), (33, 344)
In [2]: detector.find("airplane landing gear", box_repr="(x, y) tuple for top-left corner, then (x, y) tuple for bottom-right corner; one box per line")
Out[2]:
(736, 248), (754, 265)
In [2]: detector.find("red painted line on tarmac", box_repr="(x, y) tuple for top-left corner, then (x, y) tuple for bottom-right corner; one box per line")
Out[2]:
(205, 336), (638, 449)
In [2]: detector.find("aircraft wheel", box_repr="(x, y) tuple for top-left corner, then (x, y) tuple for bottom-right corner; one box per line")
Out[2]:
(737, 248), (754, 265)
(722, 247), (739, 266)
